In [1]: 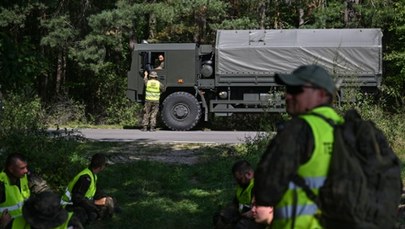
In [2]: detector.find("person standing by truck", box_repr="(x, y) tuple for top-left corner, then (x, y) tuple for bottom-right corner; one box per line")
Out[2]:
(142, 71), (165, 131)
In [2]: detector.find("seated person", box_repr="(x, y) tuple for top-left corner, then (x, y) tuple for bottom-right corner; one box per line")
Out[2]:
(213, 160), (265, 229)
(154, 54), (165, 69)
(61, 154), (118, 226)
(0, 153), (50, 227)
(251, 196), (274, 226)
(3, 191), (83, 229)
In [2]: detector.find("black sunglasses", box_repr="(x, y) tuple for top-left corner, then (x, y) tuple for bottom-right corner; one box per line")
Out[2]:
(285, 85), (319, 95)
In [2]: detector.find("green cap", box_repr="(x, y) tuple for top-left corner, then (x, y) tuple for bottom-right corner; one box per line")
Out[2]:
(275, 64), (336, 95)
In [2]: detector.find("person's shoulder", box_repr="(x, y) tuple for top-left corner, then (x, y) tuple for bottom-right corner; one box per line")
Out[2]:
(277, 117), (308, 133)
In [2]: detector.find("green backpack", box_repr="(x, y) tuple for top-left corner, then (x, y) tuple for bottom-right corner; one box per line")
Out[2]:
(295, 109), (402, 229)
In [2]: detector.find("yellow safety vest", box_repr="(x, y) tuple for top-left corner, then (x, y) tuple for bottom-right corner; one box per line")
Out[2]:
(145, 79), (161, 101)
(236, 179), (254, 212)
(272, 107), (343, 229)
(12, 212), (73, 229)
(62, 168), (97, 203)
(0, 172), (30, 218)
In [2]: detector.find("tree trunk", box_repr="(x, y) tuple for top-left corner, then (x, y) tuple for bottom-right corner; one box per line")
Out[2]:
(259, 0), (266, 29)
(344, 0), (361, 27)
(148, 12), (157, 39)
(55, 49), (67, 95)
(298, 8), (305, 27)
(56, 51), (63, 95)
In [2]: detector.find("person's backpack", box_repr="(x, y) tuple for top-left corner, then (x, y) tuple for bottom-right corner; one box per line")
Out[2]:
(295, 109), (402, 229)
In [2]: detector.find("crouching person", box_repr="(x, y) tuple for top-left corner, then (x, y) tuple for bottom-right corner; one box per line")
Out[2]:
(61, 153), (118, 226)
(213, 160), (265, 229)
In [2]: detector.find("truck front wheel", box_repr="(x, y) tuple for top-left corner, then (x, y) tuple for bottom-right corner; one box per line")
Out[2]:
(161, 92), (201, 131)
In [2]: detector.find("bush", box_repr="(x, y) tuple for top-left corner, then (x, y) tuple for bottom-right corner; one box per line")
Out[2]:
(45, 95), (87, 126)
(0, 93), (46, 136)
(335, 89), (405, 154)
(0, 92), (89, 192)
(0, 132), (87, 192)
(103, 98), (142, 127)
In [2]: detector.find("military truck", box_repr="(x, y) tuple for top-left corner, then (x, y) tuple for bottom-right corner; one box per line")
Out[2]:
(127, 29), (382, 131)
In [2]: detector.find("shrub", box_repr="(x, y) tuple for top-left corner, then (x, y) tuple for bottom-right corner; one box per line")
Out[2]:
(0, 93), (46, 136)
(45, 95), (87, 126)
(103, 98), (142, 127)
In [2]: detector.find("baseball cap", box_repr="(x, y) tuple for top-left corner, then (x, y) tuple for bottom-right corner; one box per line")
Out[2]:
(149, 71), (158, 78)
(275, 65), (336, 95)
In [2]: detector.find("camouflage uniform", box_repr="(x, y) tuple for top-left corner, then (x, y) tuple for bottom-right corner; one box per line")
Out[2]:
(142, 71), (165, 131)
(142, 101), (160, 128)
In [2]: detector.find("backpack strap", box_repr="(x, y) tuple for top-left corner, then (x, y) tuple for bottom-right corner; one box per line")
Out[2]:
(292, 175), (320, 206)
(308, 112), (336, 127)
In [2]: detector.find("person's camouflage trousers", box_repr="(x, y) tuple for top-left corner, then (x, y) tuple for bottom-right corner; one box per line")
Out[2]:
(142, 101), (159, 128)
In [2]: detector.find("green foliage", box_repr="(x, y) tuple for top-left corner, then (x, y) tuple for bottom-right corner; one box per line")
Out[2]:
(40, 15), (78, 48)
(0, 133), (87, 192)
(211, 17), (258, 30)
(383, 1), (405, 97)
(312, 2), (346, 28)
(0, 93), (46, 136)
(104, 98), (142, 126)
(0, 92), (88, 191)
(335, 89), (405, 155)
(0, 0), (404, 133)
(0, 34), (48, 94)
(45, 95), (87, 126)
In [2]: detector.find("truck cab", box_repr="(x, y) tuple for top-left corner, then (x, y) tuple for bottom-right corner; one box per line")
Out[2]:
(127, 43), (213, 130)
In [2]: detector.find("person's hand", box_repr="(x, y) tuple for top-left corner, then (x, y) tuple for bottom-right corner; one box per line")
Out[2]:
(0, 209), (11, 229)
(94, 197), (107, 206)
(144, 71), (148, 78)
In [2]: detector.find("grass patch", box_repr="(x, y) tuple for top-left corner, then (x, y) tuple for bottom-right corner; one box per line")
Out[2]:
(83, 141), (266, 229)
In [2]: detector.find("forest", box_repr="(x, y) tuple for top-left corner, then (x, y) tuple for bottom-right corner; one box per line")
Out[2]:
(0, 0), (404, 126)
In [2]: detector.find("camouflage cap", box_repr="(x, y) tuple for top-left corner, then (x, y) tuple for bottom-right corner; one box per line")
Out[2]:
(149, 71), (158, 78)
(275, 64), (336, 95)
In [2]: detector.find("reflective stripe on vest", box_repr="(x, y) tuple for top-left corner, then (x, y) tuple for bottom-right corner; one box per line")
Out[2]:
(0, 172), (30, 218)
(145, 79), (160, 101)
(287, 177), (326, 190)
(62, 168), (97, 202)
(236, 179), (254, 212)
(275, 203), (318, 219)
(272, 106), (343, 229)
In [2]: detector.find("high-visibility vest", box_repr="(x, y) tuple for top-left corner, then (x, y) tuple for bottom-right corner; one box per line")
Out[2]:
(62, 168), (97, 203)
(272, 106), (343, 229)
(236, 179), (254, 212)
(0, 172), (30, 218)
(12, 212), (73, 229)
(145, 79), (161, 101)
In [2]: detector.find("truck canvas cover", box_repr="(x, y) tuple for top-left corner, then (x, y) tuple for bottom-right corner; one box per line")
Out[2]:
(215, 29), (382, 78)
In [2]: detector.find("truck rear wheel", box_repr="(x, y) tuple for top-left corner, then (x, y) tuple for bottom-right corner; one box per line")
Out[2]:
(161, 92), (201, 131)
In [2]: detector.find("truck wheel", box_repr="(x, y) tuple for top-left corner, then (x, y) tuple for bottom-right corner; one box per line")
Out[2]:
(162, 92), (201, 131)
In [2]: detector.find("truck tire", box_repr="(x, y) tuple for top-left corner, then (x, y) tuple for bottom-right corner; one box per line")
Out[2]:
(161, 92), (201, 131)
